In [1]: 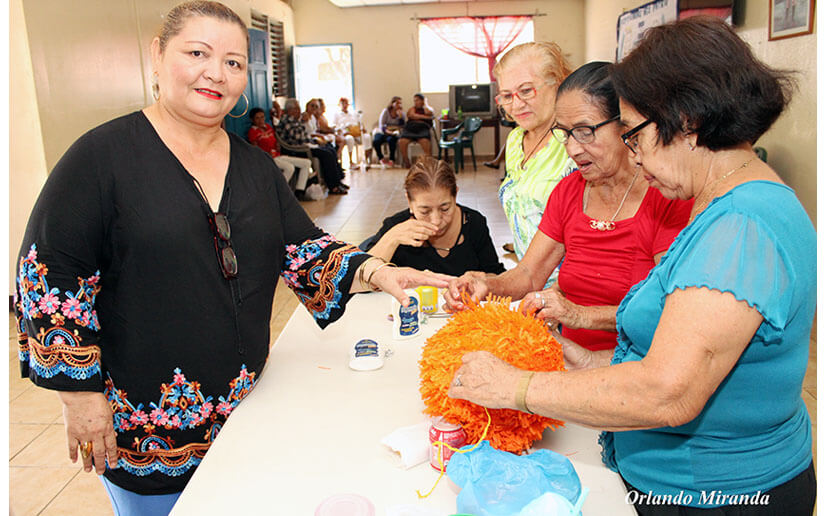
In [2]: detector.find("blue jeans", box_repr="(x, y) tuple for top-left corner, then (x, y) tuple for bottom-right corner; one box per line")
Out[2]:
(372, 132), (397, 161)
(100, 476), (181, 516)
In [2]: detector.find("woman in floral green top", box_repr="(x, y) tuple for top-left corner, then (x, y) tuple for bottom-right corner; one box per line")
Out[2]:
(495, 42), (577, 261)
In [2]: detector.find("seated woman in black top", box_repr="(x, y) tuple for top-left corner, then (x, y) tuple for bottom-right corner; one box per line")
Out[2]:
(364, 157), (505, 276)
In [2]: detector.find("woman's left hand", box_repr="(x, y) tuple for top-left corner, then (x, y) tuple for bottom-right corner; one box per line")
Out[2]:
(521, 288), (580, 330)
(370, 265), (453, 306)
(447, 351), (522, 410)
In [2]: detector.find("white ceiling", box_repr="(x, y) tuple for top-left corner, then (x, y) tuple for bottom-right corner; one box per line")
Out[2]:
(328, 0), (484, 7)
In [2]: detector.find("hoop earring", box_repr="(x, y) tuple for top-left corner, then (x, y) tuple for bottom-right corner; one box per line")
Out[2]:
(228, 93), (250, 119)
(151, 72), (160, 102)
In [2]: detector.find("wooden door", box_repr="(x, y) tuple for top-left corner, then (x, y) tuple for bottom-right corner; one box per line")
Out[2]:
(224, 28), (272, 139)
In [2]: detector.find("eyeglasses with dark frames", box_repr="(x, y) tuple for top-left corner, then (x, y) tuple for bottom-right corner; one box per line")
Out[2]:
(620, 119), (652, 155)
(209, 212), (238, 279)
(551, 115), (620, 145)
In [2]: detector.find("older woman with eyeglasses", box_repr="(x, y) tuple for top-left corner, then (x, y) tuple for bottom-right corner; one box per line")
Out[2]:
(13, 2), (449, 511)
(445, 62), (692, 352)
(449, 18), (815, 514)
(492, 42), (578, 262)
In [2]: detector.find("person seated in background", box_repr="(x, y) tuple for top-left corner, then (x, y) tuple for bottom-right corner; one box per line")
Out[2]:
(270, 100), (283, 126)
(398, 93), (435, 168)
(316, 98), (346, 159)
(247, 107), (312, 198)
(445, 61), (692, 352)
(278, 98), (349, 195)
(363, 156), (505, 276)
(302, 99), (333, 146)
(334, 97), (372, 169)
(373, 96), (405, 166)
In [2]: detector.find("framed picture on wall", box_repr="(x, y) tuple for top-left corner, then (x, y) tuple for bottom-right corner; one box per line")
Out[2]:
(769, 0), (815, 40)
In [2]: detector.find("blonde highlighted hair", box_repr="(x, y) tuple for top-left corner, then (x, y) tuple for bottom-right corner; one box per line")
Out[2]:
(493, 42), (572, 87)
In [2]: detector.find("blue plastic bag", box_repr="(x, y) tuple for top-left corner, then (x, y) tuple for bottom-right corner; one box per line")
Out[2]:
(446, 441), (583, 516)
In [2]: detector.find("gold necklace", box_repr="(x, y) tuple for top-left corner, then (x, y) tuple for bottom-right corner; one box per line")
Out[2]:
(584, 168), (640, 231)
(689, 157), (756, 223)
(521, 123), (553, 167)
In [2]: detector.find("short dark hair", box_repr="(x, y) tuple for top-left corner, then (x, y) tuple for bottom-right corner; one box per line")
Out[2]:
(249, 107), (264, 120)
(557, 61), (618, 120)
(611, 16), (795, 151)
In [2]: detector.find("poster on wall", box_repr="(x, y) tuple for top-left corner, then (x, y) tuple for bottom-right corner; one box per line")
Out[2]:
(769, 0), (816, 40)
(616, 0), (679, 61)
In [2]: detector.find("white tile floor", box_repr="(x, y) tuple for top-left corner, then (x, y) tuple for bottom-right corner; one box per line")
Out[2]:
(9, 164), (816, 515)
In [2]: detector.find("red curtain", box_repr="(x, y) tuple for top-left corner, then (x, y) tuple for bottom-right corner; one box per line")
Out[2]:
(421, 16), (532, 81)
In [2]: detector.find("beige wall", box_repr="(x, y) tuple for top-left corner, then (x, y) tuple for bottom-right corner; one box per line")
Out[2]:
(292, 0), (586, 156)
(10, 0), (49, 293)
(584, 0), (817, 225)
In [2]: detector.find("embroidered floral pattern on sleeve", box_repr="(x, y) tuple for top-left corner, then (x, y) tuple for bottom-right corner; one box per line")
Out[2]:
(105, 365), (257, 477)
(16, 244), (102, 380)
(281, 235), (366, 322)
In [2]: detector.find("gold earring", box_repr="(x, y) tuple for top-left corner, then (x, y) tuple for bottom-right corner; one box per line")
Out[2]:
(151, 72), (160, 101)
(228, 93), (250, 119)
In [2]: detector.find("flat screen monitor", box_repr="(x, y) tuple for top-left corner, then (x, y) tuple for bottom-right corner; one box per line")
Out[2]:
(449, 83), (497, 118)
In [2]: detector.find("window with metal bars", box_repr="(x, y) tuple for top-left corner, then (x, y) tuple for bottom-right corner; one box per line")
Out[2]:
(251, 11), (289, 99)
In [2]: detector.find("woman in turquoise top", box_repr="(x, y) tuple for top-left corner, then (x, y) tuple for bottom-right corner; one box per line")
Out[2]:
(447, 17), (815, 514)
(494, 42), (577, 260)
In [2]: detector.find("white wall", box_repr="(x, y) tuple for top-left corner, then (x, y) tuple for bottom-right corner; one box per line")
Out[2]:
(584, 0), (817, 225)
(292, 0), (586, 156)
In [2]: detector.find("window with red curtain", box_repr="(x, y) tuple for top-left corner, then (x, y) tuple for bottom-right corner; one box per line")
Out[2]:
(420, 16), (533, 81)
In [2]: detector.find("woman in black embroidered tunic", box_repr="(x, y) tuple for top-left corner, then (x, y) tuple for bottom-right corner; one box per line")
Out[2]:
(14, 2), (448, 512)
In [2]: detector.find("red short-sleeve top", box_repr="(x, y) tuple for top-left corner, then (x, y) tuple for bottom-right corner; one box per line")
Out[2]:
(538, 171), (692, 351)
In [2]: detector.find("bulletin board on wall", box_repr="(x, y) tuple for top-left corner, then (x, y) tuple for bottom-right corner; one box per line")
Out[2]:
(616, 0), (741, 61)
(616, 0), (679, 61)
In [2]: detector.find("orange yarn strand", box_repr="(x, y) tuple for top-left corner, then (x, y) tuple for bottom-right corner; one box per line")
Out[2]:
(416, 407), (492, 499)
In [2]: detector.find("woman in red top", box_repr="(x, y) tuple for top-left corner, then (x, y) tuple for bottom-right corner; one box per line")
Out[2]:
(445, 62), (692, 351)
(247, 107), (312, 195)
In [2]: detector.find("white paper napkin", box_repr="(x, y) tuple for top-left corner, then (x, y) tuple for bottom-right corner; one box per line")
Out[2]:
(380, 421), (430, 469)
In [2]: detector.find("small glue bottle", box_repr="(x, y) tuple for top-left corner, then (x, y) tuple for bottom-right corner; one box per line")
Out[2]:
(391, 289), (421, 340)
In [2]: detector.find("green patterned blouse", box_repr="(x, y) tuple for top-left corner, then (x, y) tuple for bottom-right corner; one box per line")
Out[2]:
(499, 126), (576, 259)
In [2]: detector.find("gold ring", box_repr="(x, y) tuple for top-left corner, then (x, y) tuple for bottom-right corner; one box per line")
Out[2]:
(80, 441), (92, 459)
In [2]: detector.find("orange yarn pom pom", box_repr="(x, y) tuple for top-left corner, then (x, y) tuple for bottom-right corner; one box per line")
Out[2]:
(419, 295), (565, 453)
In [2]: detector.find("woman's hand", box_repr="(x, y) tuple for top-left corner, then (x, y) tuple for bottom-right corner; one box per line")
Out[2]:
(388, 218), (439, 248)
(447, 351), (522, 410)
(58, 391), (118, 474)
(443, 271), (490, 311)
(550, 329), (596, 371)
(369, 265), (452, 306)
(521, 288), (580, 330)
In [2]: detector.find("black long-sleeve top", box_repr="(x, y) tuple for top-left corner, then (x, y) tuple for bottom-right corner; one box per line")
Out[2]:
(15, 112), (370, 494)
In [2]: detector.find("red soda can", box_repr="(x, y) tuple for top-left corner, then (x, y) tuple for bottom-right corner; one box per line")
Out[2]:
(429, 417), (467, 470)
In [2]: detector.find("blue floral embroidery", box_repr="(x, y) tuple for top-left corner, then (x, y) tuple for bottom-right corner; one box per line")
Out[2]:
(281, 236), (366, 322)
(105, 365), (257, 477)
(16, 244), (102, 380)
